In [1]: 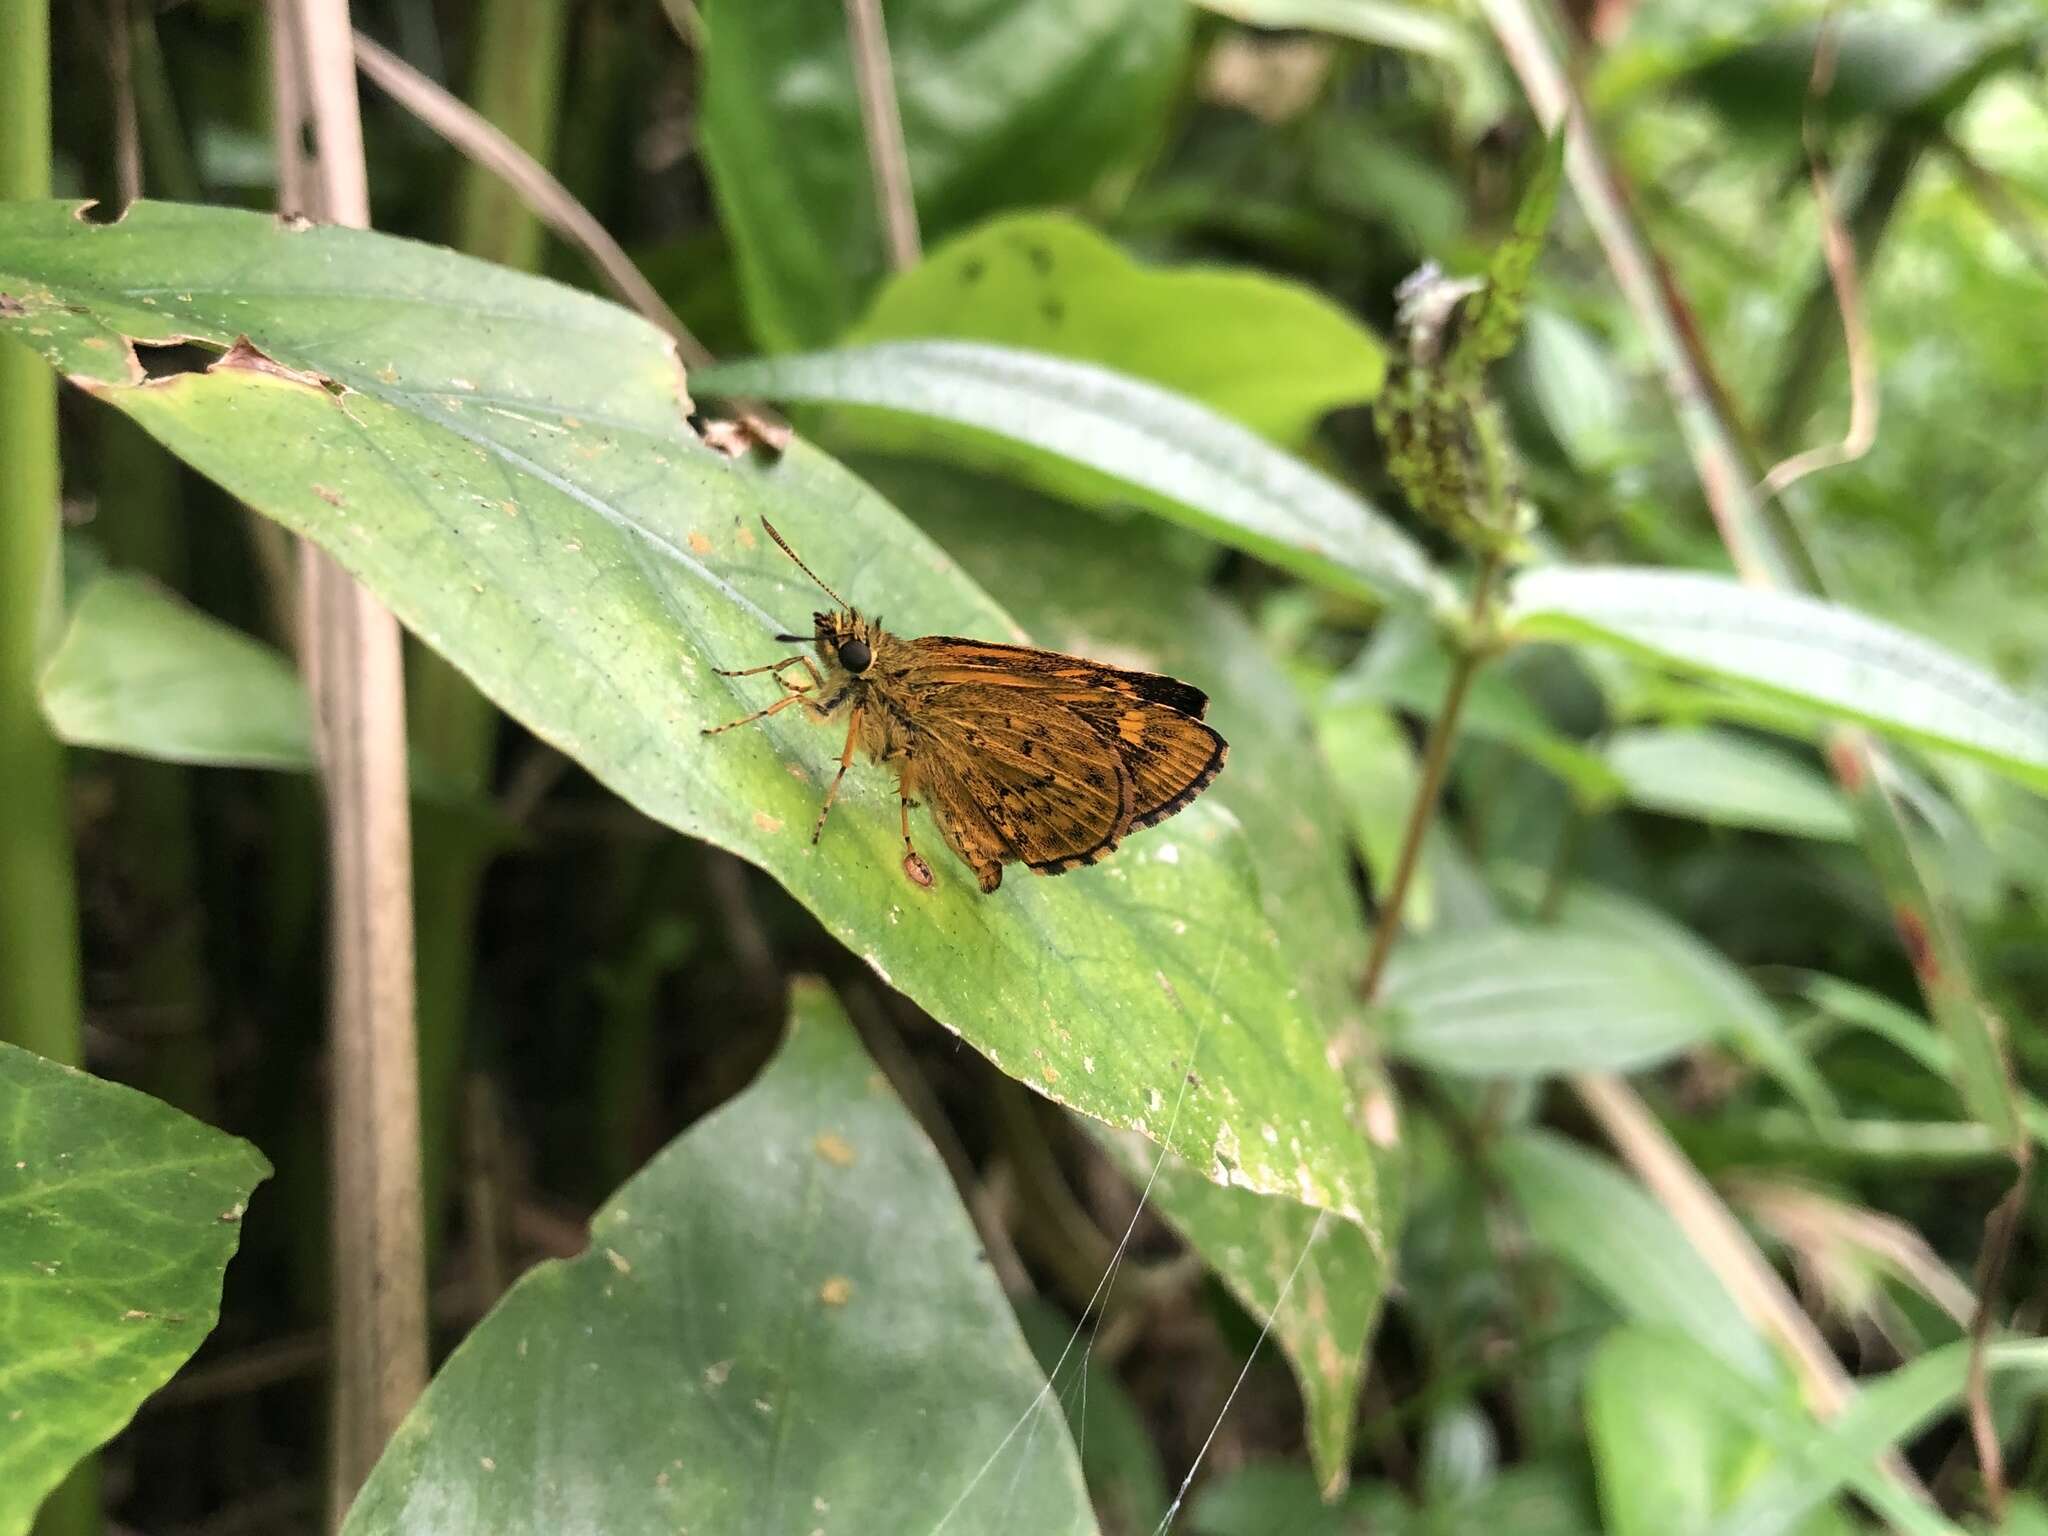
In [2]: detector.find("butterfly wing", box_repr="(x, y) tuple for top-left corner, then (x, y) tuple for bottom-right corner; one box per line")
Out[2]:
(891, 638), (1226, 884)
(908, 682), (1138, 890)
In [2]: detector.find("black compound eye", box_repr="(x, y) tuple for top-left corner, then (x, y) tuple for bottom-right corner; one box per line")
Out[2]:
(837, 637), (872, 673)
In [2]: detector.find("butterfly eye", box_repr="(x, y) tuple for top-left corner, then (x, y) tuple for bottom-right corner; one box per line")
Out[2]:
(837, 637), (872, 673)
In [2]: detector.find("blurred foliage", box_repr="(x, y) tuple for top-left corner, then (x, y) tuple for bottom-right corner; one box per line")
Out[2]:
(7, 0), (2048, 1532)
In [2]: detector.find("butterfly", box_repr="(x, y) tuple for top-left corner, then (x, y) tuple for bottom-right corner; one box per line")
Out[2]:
(703, 520), (1227, 892)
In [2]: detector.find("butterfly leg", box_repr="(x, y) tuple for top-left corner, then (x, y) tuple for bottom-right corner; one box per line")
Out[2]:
(898, 795), (934, 889)
(810, 704), (864, 844)
(700, 688), (825, 736)
(712, 653), (824, 691)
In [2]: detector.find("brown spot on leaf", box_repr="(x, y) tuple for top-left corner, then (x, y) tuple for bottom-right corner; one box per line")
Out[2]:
(1826, 736), (1866, 794)
(1894, 904), (1937, 984)
(212, 336), (343, 395)
(687, 530), (713, 556)
(313, 485), (346, 508)
(814, 1133), (856, 1167)
(753, 810), (783, 835)
(818, 1276), (852, 1306)
(0, 295), (23, 318)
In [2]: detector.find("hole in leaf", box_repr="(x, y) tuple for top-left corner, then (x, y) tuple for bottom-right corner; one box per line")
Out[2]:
(134, 338), (227, 381)
(74, 200), (131, 227)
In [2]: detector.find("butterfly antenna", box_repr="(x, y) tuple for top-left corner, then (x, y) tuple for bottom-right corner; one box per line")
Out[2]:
(761, 518), (850, 608)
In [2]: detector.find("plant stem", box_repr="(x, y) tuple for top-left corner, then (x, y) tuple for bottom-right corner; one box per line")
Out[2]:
(408, 0), (571, 1271)
(843, 0), (920, 272)
(271, 0), (429, 1516)
(5, 16), (103, 1536)
(1358, 554), (1503, 1002)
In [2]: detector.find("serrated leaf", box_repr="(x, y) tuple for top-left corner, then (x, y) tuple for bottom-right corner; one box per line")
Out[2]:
(700, 340), (1442, 609)
(38, 570), (311, 770)
(0, 1044), (271, 1536)
(1507, 566), (2048, 793)
(343, 981), (1098, 1534)
(0, 200), (1382, 1241)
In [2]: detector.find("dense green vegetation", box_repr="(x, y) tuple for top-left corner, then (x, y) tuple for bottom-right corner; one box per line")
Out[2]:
(3, 1), (2046, 1532)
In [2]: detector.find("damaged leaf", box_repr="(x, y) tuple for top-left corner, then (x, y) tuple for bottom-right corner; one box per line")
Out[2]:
(0, 199), (1386, 1245)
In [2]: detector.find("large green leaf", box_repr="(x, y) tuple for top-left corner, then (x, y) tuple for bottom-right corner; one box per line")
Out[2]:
(1507, 566), (2048, 794)
(700, 341), (1443, 610)
(0, 1043), (271, 1536)
(851, 212), (1385, 447)
(866, 457), (1392, 1493)
(0, 201), (1381, 1238)
(343, 981), (1097, 1534)
(1604, 726), (1855, 841)
(698, 0), (1190, 348)
(38, 570), (311, 770)
(1492, 1131), (1774, 1384)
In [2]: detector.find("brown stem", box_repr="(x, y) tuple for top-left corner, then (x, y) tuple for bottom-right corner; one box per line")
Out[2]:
(1966, 1163), (2031, 1521)
(271, 0), (429, 1520)
(842, 0), (921, 272)
(1359, 555), (1503, 1001)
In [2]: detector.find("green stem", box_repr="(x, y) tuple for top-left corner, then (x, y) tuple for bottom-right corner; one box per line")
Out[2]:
(6, 17), (102, 1536)
(1358, 555), (1504, 1002)
(410, 0), (573, 1248)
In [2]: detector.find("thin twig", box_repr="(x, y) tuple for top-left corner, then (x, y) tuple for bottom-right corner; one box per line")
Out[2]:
(1760, 13), (1878, 498)
(273, 2), (429, 1521)
(351, 31), (714, 369)
(842, 0), (922, 272)
(1359, 553), (1503, 1001)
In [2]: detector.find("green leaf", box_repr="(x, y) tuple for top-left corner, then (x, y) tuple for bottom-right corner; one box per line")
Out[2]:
(0, 201), (1382, 1239)
(698, 0), (1191, 348)
(865, 457), (1393, 1493)
(38, 570), (312, 770)
(1381, 885), (1815, 1085)
(1507, 566), (2048, 794)
(344, 980), (1098, 1534)
(1604, 726), (1856, 841)
(1313, 696), (1435, 926)
(1493, 1131), (1775, 1384)
(1192, 0), (1479, 65)
(851, 212), (1385, 447)
(699, 341), (1443, 609)
(1454, 130), (1567, 375)
(1513, 306), (1628, 470)
(1189, 1462), (1406, 1536)
(1540, 884), (1836, 1117)
(0, 1043), (271, 1536)
(1703, 1338), (2048, 1536)
(1681, 14), (2033, 133)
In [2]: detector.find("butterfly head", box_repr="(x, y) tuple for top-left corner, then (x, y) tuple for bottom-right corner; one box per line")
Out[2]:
(813, 609), (879, 675)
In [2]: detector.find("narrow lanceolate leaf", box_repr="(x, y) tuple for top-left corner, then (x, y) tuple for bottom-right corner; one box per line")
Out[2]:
(1508, 566), (2048, 793)
(700, 341), (1443, 610)
(851, 212), (1386, 448)
(39, 570), (312, 770)
(343, 982), (1098, 1535)
(0, 202), (1383, 1241)
(1604, 725), (1855, 841)
(0, 1044), (271, 1536)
